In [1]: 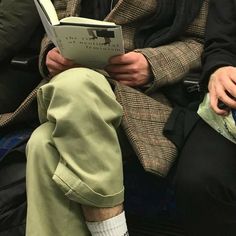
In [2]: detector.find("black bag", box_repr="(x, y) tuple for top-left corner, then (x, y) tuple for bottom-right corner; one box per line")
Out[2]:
(0, 128), (33, 236)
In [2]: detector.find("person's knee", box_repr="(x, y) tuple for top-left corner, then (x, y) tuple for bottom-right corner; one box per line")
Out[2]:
(38, 67), (122, 127)
(51, 67), (112, 98)
(39, 68), (117, 115)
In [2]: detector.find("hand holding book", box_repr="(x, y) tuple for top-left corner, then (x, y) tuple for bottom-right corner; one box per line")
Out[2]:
(34, 0), (124, 69)
(46, 47), (76, 77)
(105, 52), (152, 87)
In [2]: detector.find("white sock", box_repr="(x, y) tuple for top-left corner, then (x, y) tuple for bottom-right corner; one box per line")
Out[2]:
(86, 211), (129, 236)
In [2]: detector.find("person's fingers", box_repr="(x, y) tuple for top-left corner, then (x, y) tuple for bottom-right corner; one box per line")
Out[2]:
(209, 88), (227, 115)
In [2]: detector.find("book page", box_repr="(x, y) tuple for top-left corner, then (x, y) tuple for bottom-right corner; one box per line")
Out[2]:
(35, 0), (60, 25)
(35, 0), (124, 69)
(34, 0), (60, 48)
(60, 17), (116, 27)
(54, 25), (124, 68)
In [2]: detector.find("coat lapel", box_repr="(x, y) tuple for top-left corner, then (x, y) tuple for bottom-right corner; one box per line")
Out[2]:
(66, 0), (157, 25)
(66, 0), (81, 16)
(106, 0), (157, 25)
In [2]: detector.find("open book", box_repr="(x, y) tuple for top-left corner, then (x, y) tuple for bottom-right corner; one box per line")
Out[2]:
(34, 0), (124, 68)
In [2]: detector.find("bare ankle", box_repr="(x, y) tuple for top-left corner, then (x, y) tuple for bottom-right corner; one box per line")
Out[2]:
(82, 204), (123, 222)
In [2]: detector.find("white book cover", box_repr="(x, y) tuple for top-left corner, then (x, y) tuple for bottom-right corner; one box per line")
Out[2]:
(34, 0), (125, 68)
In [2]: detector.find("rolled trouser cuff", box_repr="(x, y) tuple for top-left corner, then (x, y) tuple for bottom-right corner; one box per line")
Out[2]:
(53, 161), (124, 208)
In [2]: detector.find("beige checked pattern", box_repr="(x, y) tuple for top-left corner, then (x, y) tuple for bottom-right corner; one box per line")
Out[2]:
(1, 0), (209, 177)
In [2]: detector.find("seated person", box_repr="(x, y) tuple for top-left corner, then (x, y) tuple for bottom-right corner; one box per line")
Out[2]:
(26, 0), (208, 235)
(175, 0), (236, 235)
(0, 0), (44, 115)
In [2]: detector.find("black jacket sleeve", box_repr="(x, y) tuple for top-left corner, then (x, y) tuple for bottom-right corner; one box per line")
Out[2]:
(0, 0), (42, 61)
(201, 0), (236, 85)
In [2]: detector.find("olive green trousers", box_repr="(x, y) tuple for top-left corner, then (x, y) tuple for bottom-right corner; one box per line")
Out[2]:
(26, 68), (124, 236)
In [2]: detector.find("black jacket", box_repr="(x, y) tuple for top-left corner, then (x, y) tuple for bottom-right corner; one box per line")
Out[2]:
(202, 0), (236, 85)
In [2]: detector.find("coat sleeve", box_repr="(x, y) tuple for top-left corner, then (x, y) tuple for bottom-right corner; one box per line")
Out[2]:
(0, 0), (41, 61)
(201, 0), (236, 85)
(135, 0), (208, 93)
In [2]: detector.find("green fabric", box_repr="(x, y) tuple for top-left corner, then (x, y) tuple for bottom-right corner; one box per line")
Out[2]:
(26, 68), (124, 235)
(26, 122), (90, 236)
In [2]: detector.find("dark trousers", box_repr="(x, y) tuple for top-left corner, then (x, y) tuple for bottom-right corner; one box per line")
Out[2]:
(175, 119), (236, 236)
(0, 63), (41, 114)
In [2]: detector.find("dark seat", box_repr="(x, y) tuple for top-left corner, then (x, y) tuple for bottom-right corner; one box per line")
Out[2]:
(124, 157), (185, 236)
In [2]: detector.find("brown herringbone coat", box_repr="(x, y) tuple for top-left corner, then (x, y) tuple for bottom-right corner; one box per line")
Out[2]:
(1, 0), (208, 177)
